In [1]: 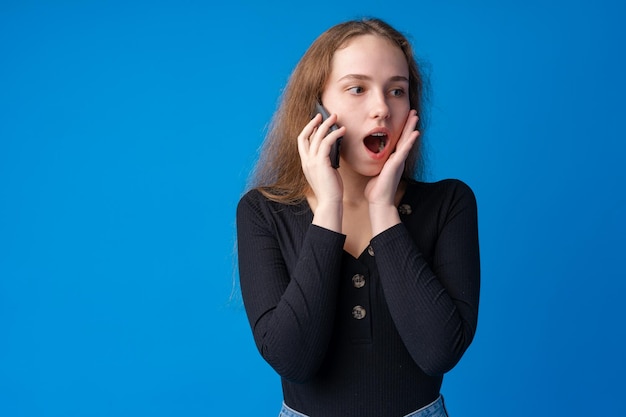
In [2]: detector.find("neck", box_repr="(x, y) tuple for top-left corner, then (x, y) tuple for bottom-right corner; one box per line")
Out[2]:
(338, 167), (370, 206)
(340, 167), (408, 207)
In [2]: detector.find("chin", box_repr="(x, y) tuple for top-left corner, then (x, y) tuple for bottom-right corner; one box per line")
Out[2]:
(340, 154), (388, 177)
(354, 162), (386, 178)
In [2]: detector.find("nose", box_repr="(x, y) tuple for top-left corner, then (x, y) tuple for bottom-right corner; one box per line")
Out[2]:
(369, 92), (390, 120)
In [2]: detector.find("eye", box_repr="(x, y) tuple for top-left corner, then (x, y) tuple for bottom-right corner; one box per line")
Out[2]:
(390, 88), (406, 97)
(347, 86), (364, 95)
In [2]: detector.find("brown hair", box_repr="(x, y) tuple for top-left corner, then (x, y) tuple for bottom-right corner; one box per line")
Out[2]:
(248, 17), (429, 204)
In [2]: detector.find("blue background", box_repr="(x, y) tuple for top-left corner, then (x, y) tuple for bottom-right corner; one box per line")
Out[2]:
(1, 1), (625, 415)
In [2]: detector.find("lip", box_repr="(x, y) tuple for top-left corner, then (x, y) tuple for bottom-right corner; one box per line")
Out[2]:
(366, 126), (391, 137)
(363, 127), (392, 159)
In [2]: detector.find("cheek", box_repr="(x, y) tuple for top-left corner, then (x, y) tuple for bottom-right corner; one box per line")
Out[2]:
(392, 106), (411, 133)
(336, 119), (360, 142)
(340, 131), (361, 153)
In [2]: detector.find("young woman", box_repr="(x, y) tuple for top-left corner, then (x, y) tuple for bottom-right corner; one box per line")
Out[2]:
(236, 18), (480, 417)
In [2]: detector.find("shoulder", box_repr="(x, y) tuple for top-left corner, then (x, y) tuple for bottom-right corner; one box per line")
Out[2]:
(399, 179), (478, 244)
(402, 178), (477, 216)
(405, 178), (476, 200)
(237, 188), (276, 220)
(237, 188), (265, 211)
(237, 188), (310, 224)
(238, 188), (307, 209)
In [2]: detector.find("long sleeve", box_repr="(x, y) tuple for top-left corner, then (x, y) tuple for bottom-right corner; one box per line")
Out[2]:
(236, 190), (346, 382)
(236, 181), (480, 416)
(371, 179), (480, 376)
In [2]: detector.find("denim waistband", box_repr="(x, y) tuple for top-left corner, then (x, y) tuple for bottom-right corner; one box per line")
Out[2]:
(404, 395), (448, 417)
(278, 395), (448, 417)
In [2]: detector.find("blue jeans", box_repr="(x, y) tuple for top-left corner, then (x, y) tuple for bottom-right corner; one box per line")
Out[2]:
(278, 395), (449, 417)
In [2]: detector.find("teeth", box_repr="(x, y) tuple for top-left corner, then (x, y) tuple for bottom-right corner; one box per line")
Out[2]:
(365, 132), (387, 154)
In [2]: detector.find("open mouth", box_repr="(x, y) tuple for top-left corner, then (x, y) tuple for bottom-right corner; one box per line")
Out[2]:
(364, 132), (387, 154)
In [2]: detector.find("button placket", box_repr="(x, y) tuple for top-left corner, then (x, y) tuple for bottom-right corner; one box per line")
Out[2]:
(352, 273), (365, 288)
(344, 257), (373, 343)
(351, 305), (366, 320)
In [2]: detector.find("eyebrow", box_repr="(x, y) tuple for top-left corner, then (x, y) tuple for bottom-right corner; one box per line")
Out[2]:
(337, 74), (409, 83)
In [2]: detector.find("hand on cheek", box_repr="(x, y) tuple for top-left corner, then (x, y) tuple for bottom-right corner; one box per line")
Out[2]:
(365, 110), (420, 207)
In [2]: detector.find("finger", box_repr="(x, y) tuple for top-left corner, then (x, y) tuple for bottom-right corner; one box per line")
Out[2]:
(401, 110), (419, 140)
(398, 128), (420, 155)
(309, 112), (339, 154)
(297, 114), (323, 157)
(395, 110), (420, 155)
(318, 124), (346, 154)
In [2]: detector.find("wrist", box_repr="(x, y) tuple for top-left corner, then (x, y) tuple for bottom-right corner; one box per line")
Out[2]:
(369, 203), (401, 235)
(312, 201), (343, 233)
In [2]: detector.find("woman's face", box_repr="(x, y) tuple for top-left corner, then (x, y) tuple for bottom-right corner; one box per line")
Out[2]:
(321, 34), (411, 178)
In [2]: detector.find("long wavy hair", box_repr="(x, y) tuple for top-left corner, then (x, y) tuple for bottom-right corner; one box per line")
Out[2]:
(248, 18), (429, 204)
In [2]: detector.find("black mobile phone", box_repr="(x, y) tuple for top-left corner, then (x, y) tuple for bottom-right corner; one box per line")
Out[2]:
(314, 102), (342, 169)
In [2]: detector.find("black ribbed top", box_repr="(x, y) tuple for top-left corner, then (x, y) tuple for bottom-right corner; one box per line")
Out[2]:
(236, 179), (480, 417)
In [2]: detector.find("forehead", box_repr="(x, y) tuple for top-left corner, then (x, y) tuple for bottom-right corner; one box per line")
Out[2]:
(329, 34), (408, 79)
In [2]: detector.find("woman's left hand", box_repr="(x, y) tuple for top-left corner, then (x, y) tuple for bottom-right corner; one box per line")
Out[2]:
(365, 109), (420, 207)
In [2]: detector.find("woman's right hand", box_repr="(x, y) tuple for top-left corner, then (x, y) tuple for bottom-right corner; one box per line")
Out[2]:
(297, 113), (346, 232)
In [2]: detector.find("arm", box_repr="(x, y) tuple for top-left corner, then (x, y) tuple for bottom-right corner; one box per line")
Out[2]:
(371, 181), (480, 376)
(236, 192), (345, 382)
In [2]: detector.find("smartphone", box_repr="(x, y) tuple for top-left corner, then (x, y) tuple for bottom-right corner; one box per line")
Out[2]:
(314, 102), (342, 168)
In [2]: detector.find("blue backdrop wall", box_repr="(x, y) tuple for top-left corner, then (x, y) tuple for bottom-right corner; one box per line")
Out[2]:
(1, 1), (625, 415)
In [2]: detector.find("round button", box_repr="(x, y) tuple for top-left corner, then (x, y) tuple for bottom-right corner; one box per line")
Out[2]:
(352, 305), (366, 320)
(367, 246), (375, 256)
(398, 204), (412, 215)
(352, 274), (365, 288)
